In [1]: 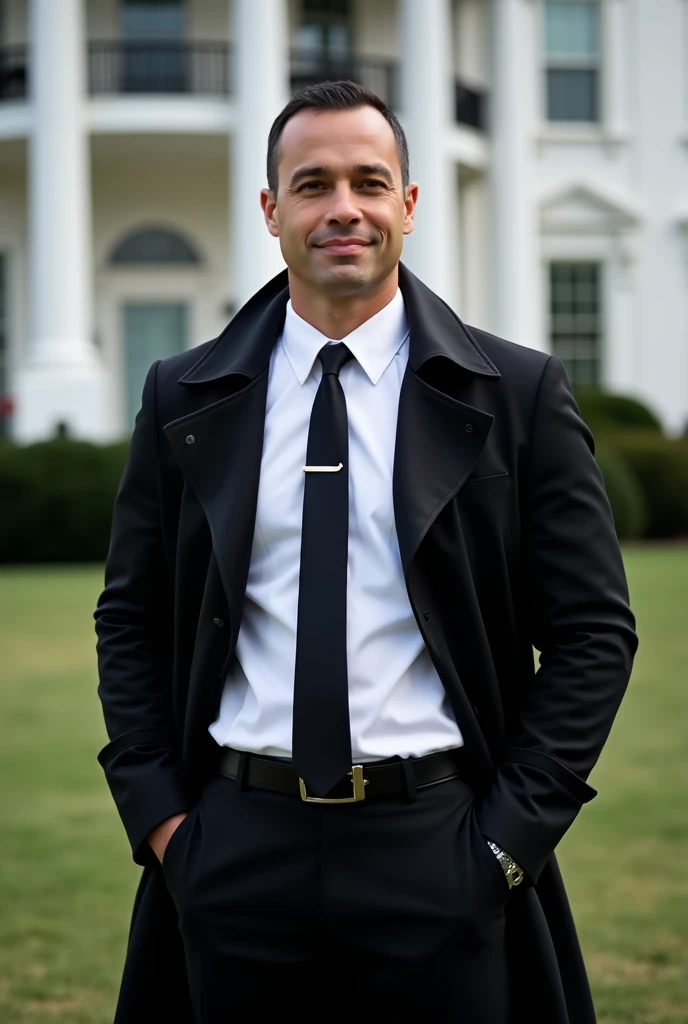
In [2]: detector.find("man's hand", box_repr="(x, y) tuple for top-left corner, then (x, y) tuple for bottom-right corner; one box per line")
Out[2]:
(148, 813), (188, 864)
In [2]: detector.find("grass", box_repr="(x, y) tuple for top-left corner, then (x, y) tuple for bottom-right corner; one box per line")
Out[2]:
(0, 567), (139, 1024)
(556, 546), (688, 1023)
(0, 551), (687, 1023)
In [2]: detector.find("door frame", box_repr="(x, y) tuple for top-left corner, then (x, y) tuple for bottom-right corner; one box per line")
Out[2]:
(95, 279), (200, 436)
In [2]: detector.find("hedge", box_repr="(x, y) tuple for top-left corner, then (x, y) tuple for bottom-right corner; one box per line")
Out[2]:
(606, 432), (688, 539)
(1, 425), (686, 563)
(575, 391), (663, 435)
(594, 444), (648, 541)
(0, 438), (129, 563)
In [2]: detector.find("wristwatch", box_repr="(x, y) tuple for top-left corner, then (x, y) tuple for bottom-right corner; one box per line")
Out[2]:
(485, 839), (525, 889)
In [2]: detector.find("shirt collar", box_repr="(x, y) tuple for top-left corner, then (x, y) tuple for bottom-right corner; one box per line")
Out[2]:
(282, 288), (409, 386)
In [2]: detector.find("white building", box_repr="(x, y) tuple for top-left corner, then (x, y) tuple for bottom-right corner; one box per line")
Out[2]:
(0, 0), (686, 441)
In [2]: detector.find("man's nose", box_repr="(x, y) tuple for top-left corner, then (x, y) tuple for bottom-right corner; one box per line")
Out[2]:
(326, 185), (362, 223)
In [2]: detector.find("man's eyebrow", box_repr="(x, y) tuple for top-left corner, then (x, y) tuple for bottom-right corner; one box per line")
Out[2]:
(288, 165), (331, 188)
(353, 164), (394, 183)
(287, 163), (395, 188)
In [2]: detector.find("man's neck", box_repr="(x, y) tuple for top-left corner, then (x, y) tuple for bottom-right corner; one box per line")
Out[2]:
(288, 268), (399, 340)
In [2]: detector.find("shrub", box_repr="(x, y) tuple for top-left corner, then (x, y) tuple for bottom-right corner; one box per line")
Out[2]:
(575, 391), (663, 436)
(0, 438), (130, 563)
(2, 426), (686, 562)
(606, 432), (688, 539)
(594, 444), (648, 541)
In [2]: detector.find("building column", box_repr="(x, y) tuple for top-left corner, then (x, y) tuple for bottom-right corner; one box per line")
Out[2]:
(602, 0), (629, 143)
(231, 0), (289, 308)
(399, 0), (457, 307)
(15, 0), (107, 442)
(490, 0), (540, 347)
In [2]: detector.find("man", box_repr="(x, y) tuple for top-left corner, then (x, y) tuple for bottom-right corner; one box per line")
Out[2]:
(95, 81), (637, 1023)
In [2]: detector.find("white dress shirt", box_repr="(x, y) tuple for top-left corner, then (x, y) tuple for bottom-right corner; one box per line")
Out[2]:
(209, 288), (463, 761)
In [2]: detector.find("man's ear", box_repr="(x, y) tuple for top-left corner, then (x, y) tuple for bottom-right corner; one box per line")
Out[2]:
(261, 188), (280, 238)
(402, 182), (419, 237)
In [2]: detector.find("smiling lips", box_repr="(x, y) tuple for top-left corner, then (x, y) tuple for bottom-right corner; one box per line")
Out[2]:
(317, 238), (371, 255)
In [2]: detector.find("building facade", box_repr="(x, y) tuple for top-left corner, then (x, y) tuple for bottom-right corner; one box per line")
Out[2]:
(0, 0), (686, 441)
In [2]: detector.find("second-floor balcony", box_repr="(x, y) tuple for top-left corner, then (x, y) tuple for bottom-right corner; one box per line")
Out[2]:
(0, 41), (488, 132)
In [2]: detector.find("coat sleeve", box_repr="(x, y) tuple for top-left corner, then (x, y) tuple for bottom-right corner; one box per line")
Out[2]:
(94, 360), (190, 866)
(475, 354), (638, 885)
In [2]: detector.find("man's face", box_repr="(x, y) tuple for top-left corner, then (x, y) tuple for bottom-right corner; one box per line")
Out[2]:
(261, 106), (417, 297)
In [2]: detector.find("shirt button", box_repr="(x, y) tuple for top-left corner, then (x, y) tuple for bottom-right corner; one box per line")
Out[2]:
(423, 610), (431, 621)
(213, 617), (225, 627)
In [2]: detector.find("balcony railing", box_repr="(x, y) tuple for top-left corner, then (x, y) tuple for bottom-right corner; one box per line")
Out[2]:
(292, 55), (487, 131)
(1, 40), (488, 133)
(88, 41), (230, 96)
(0, 45), (28, 101)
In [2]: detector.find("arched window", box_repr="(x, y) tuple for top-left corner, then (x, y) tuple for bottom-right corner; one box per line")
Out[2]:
(110, 227), (201, 265)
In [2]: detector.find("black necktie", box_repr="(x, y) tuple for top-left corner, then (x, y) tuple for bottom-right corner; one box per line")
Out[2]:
(292, 342), (354, 797)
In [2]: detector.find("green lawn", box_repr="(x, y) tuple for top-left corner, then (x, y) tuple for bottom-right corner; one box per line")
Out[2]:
(0, 551), (686, 1023)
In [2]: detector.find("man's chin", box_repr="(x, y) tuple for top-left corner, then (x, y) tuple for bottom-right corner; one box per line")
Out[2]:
(312, 261), (378, 295)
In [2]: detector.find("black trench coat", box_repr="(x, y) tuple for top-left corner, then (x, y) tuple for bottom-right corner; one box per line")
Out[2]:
(95, 263), (637, 1023)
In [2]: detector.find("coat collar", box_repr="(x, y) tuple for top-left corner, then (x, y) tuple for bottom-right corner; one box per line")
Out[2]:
(166, 262), (501, 764)
(177, 262), (500, 387)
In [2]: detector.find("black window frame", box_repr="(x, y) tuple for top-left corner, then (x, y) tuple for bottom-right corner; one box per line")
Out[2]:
(120, 0), (188, 93)
(296, 0), (353, 68)
(548, 260), (603, 390)
(543, 0), (601, 124)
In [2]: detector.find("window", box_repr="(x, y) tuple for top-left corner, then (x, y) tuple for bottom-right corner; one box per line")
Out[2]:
(121, 0), (186, 40)
(110, 227), (201, 265)
(296, 0), (352, 67)
(544, 1), (600, 122)
(549, 262), (602, 388)
(120, 0), (187, 93)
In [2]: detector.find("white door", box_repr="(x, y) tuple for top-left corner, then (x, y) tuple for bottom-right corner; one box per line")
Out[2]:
(123, 302), (187, 430)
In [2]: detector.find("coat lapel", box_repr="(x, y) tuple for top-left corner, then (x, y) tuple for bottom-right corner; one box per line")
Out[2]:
(163, 263), (501, 634)
(164, 377), (270, 640)
(163, 271), (291, 638)
(393, 264), (501, 576)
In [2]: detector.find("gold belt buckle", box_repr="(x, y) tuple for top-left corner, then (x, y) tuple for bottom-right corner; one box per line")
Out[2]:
(299, 765), (368, 803)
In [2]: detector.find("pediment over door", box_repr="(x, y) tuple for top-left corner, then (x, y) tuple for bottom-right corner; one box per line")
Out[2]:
(539, 180), (645, 235)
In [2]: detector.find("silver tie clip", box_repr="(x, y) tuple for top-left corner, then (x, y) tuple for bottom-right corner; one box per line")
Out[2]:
(303, 462), (344, 473)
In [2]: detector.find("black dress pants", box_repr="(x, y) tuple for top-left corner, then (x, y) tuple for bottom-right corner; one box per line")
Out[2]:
(161, 761), (510, 1023)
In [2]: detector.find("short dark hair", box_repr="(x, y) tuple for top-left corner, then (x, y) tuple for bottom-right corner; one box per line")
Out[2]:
(266, 80), (410, 196)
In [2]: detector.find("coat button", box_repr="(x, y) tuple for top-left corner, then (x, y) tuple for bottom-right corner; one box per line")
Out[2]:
(186, 434), (195, 445)
(423, 610), (431, 621)
(464, 423), (473, 434)
(213, 617), (225, 627)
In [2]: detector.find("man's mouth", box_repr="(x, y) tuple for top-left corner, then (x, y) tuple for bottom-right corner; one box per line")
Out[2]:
(317, 239), (371, 256)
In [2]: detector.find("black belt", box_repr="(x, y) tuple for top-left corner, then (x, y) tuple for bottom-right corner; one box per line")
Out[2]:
(218, 746), (467, 804)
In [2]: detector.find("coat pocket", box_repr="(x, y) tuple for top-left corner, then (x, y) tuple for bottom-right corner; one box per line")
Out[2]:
(460, 472), (510, 494)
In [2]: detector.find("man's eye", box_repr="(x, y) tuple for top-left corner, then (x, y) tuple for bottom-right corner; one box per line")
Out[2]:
(362, 180), (385, 188)
(301, 182), (325, 191)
